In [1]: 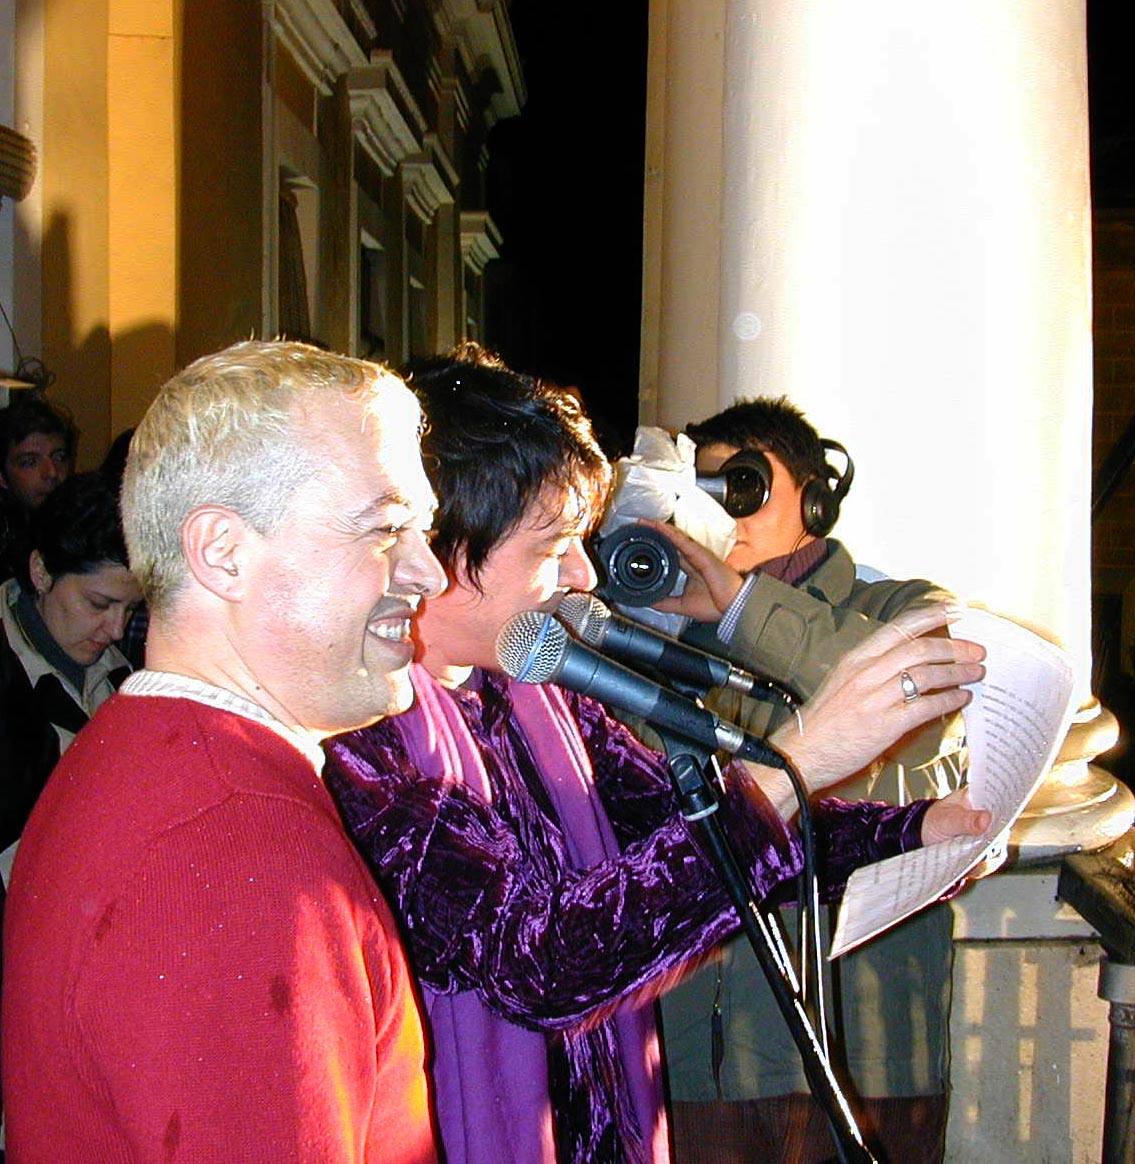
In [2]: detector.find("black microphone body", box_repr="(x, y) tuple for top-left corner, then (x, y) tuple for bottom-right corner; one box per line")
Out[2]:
(496, 610), (784, 768)
(556, 592), (789, 702)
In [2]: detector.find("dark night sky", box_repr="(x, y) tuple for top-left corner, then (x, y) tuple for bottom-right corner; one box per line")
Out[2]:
(486, 3), (1133, 452)
(485, 2), (648, 453)
(1087, 1), (1135, 209)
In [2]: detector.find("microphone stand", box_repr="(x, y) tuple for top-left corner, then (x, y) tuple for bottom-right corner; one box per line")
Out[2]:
(656, 726), (876, 1164)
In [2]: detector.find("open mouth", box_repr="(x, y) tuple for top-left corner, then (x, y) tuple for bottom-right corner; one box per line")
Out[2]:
(367, 598), (420, 643)
(367, 618), (412, 642)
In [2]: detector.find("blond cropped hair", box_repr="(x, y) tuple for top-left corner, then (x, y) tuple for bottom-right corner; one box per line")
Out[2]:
(122, 339), (402, 612)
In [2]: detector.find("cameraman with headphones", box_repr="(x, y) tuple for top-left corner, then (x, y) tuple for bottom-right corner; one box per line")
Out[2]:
(651, 397), (964, 1164)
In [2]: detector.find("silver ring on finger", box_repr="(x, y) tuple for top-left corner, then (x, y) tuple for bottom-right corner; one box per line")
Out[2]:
(899, 669), (920, 704)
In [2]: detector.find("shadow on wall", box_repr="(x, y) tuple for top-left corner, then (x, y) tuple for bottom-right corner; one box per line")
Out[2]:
(945, 939), (1105, 1162)
(24, 210), (175, 467)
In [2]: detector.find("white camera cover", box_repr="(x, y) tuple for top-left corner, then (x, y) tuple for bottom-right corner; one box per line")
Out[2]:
(599, 427), (737, 635)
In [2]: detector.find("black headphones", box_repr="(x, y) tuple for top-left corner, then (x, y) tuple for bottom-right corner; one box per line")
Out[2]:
(801, 439), (854, 537)
(698, 438), (854, 535)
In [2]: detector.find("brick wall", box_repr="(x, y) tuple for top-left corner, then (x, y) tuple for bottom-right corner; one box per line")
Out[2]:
(1092, 213), (1135, 607)
(1092, 212), (1135, 781)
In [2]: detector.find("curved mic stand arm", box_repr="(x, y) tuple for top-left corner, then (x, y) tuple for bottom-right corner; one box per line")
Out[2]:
(654, 725), (876, 1164)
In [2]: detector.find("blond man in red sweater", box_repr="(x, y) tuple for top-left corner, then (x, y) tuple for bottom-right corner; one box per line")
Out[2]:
(1, 341), (447, 1162)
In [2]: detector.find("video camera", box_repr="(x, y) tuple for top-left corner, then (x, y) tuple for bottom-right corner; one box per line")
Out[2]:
(593, 450), (771, 607)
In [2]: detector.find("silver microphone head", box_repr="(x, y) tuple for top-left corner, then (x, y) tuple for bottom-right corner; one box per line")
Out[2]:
(555, 591), (611, 647)
(495, 610), (569, 684)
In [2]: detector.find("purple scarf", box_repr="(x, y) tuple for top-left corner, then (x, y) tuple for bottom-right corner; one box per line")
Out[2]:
(396, 665), (667, 1164)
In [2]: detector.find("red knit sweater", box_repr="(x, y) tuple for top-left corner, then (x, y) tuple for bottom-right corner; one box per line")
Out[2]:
(1, 692), (438, 1163)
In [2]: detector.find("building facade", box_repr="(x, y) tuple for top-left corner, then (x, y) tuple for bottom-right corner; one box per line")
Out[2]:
(1, 0), (519, 457)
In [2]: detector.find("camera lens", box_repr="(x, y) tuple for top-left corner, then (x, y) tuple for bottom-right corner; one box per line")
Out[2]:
(594, 523), (684, 607)
(695, 450), (771, 518)
(719, 465), (769, 518)
(615, 543), (666, 590)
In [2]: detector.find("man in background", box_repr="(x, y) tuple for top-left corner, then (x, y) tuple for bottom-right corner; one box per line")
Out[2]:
(0, 396), (75, 582)
(2, 340), (447, 1162)
(657, 396), (963, 1163)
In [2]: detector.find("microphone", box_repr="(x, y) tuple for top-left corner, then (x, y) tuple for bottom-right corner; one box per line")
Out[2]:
(495, 610), (784, 767)
(556, 591), (791, 702)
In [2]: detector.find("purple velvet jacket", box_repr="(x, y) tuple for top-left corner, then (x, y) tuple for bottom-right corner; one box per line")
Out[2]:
(325, 668), (929, 1163)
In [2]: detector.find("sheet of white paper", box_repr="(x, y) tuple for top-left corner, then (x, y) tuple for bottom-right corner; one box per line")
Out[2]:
(829, 608), (1076, 959)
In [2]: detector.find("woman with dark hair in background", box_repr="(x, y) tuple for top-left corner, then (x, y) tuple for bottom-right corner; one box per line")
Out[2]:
(0, 471), (140, 867)
(0, 470), (137, 1137)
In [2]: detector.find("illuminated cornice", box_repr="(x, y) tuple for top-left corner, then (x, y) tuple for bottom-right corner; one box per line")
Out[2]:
(346, 0), (378, 44)
(347, 51), (426, 176)
(428, 58), (472, 137)
(272, 0), (367, 95)
(460, 210), (502, 273)
(403, 137), (458, 223)
(430, 0), (525, 121)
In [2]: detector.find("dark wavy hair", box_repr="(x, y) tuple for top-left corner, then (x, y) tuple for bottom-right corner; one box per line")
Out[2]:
(19, 471), (129, 592)
(0, 395), (78, 483)
(403, 343), (611, 589)
(684, 396), (827, 487)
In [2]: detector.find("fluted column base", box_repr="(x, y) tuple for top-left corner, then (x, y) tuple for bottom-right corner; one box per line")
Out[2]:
(1012, 700), (1134, 864)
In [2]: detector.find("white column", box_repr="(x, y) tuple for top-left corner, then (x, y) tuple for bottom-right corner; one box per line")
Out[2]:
(715, 0), (1093, 690)
(640, 0), (726, 428)
(643, 12), (1124, 1155)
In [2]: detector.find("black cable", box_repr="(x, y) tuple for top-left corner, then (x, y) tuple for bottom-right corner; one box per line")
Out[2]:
(15, 356), (53, 391)
(776, 746), (828, 1060)
(0, 293), (24, 367)
(0, 296), (53, 391)
(721, 678), (827, 1054)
